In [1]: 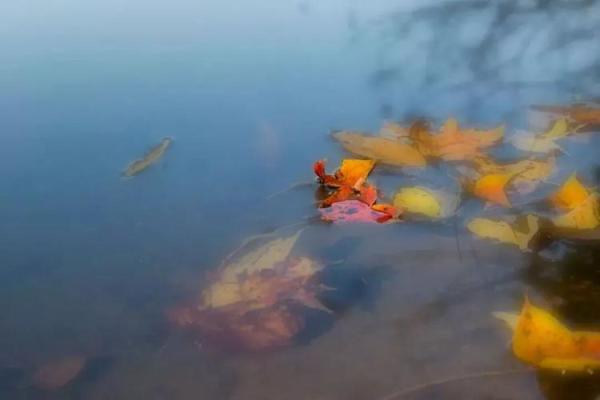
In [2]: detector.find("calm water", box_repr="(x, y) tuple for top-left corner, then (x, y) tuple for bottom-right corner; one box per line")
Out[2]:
(2, 0), (600, 399)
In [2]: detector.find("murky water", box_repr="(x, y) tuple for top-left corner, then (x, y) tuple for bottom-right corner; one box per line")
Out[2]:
(1, 1), (600, 399)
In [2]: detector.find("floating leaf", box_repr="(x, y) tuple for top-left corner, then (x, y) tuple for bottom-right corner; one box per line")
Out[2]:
(392, 187), (458, 219)
(319, 200), (393, 224)
(333, 131), (426, 167)
(495, 299), (600, 371)
(313, 159), (375, 189)
(358, 184), (378, 207)
(467, 214), (539, 251)
(32, 356), (86, 390)
(410, 118), (504, 161)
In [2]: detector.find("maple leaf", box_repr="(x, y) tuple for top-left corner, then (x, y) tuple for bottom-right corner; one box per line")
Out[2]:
(550, 174), (600, 230)
(333, 131), (426, 167)
(495, 298), (600, 372)
(472, 156), (555, 194)
(410, 118), (504, 161)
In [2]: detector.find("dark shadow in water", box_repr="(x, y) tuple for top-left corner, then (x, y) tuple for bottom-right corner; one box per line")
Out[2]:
(296, 263), (392, 346)
(358, 0), (600, 118)
(523, 241), (600, 399)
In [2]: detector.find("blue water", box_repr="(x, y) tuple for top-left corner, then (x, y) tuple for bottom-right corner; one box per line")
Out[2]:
(2, 1), (600, 399)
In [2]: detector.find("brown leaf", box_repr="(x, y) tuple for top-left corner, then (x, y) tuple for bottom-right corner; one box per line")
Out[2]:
(333, 131), (426, 167)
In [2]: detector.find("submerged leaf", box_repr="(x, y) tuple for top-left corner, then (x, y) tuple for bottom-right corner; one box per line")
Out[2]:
(467, 215), (539, 251)
(539, 118), (570, 140)
(471, 173), (514, 207)
(533, 104), (600, 128)
(550, 173), (590, 210)
(32, 356), (86, 390)
(495, 299), (600, 371)
(552, 194), (600, 230)
(122, 137), (172, 178)
(333, 131), (426, 167)
(473, 156), (555, 193)
(319, 200), (393, 224)
(410, 118), (504, 161)
(550, 174), (600, 230)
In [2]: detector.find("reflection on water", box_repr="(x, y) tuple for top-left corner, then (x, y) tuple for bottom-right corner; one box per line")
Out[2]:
(1, 0), (600, 398)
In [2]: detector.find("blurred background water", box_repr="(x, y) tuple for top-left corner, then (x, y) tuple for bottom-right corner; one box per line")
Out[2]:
(1, 0), (600, 399)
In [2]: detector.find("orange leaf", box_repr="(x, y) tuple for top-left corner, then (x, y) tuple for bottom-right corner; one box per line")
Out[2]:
(410, 118), (503, 161)
(550, 173), (590, 210)
(313, 158), (374, 188)
(358, 184), (378, 207)
(472, 173), (513, 207)
(320, 185), (354, 207)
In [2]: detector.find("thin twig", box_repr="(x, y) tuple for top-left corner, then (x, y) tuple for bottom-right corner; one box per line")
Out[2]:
(266, 181), (314, 200)
(376, 368), (532, 400)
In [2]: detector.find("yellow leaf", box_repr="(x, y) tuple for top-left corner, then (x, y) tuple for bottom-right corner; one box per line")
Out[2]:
(539, 118), (570, 139)
(393, 187), (442, 218)
(333, 131), (426, 167)
(473, 156), (555, 191)
(467, 214), (539, 251)
(552, 194), (600, 230)
(495, 299), (600, 371)
(550, 173), (591, 210)
(472, 173), (514, 207)
(392, 187), (459, 219)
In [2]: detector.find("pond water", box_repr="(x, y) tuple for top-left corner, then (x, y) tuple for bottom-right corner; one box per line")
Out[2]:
(1, 0), (600, 399)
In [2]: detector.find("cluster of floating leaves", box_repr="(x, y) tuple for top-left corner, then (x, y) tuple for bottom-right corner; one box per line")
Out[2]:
(315, 103), (600, 371)
(168, 103), (600, 364)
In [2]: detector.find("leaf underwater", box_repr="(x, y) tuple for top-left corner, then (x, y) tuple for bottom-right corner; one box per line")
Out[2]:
(471, 173), (514, 207)
(410, 118), (504, 161)
(122, 137), (172, 177)
(472, 156), (555, 194)
(319, 200), (393, 224)
(467, 214), (539, 251)
(332, 131), (426, 167)
(510, 119), (571, 154)
(32, 356), (86, 390)
(169, 233), (331, 351)
(533, 104), (600, 128)
(495, 299), (600, 371)
(550, 174), (600, 230)
(392, 187), (458, 219)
